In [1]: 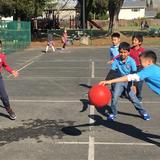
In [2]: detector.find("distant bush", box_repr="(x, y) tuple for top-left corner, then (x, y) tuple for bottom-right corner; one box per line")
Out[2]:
(90, 13), (109, 20)
(155, 12), (160, 19)
(128, 21), (139, 27)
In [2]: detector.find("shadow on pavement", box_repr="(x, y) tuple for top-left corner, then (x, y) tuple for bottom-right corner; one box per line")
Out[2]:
(80, 99), (109, 117)
(62, 114), (160, 147)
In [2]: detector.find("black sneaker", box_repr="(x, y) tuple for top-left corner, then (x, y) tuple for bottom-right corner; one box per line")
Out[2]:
(6, 108), (16, 120)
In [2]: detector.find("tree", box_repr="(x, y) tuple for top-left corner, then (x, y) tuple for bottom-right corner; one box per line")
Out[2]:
(150, 0), (153, 8)
(91, 0), (108, 20)
(108, 0), (124, 34)
(77, 0), (109, 28)
(77, 0), (94, 28)
(0, 0), (15, 17)
(0, 0), (47, 21)
(77, 0), (123, 32)
(146, 0), (149, 7)
(156, 12), (160, 19)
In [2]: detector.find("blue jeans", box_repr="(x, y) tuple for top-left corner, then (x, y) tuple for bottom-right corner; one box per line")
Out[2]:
(135, 80), (143, 101)
(0, 74), (10, 108)
(110, 82), (147, 116)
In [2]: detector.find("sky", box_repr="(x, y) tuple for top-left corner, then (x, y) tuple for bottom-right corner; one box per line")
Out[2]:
(58, 0), (160, 9)
(57, 0), (77, 8)
(153, 0), (160, 7)
(59, 0), (77, 5)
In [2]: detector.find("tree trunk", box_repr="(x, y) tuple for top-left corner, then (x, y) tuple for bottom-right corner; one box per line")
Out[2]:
(108, 0), (124, 34)
(108, 0), (115, 34)
(78, 0), (93, 29)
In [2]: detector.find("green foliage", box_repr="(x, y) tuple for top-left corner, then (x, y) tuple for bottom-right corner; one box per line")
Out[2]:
(128, 21), (139, 27)
(91, 0), (108, 15)
(156, 12), (160, 19)
(45, 0), (58, 10)
(108, 0), (124, 33)
(90, 0), (108, 20)
(0, 0), (47, 20)
(90, 12), (109, 20)
(77, 0), (109, 24)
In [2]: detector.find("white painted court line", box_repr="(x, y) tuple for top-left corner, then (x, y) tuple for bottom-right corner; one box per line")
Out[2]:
(22, 52), (45, 64)
(9, 100), (81, 103)
(8, 99), (160, 104)
(36, 60), (107, 62)
(89, 105), (95, 124)
(88, 105), (95, 160)
(91, 61), (95, 78)
(88, 61), (95, 160)
(6, 76), (96, 80)
(8, 53), (45, 78)
(56, 141), (88, 144)
(119, 100), (160, 104)
(88, 136), (95, 160)
(55, 141), (155, 146)
(30, 67), (89, 69)
(94, 142), (155, 146)
(14, 61), (34, 72)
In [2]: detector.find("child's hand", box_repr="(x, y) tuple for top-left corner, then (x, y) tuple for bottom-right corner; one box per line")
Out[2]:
(107, 60), (114, 64)
(12, 70), (19, 78)
(99, 80), (111, 86)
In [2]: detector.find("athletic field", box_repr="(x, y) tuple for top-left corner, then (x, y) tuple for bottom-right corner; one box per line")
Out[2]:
(0, 47), (160, 160)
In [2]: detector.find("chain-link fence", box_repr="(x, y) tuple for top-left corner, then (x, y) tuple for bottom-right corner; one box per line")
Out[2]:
(0, 20), (31, 54)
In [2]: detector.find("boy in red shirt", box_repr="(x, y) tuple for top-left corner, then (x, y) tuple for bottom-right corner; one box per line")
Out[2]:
(0, 40), (19, 120)
(130, 34), (144, 102)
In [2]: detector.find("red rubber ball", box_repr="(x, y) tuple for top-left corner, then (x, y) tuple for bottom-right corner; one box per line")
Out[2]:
(88, 84), (112, 107)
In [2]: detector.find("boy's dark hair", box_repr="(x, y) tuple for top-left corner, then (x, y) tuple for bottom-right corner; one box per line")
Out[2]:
(132, 34), (143, 43)
(119, 42), (130, 52)
(140, 50), (157, 64)
(111, 32), (120, 38)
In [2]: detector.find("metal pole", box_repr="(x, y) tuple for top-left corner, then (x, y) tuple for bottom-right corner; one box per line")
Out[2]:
(83, 0), (85, 30)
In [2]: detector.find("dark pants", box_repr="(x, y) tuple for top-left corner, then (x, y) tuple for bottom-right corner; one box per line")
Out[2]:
(105, 69), (119, 94)
(135, 66), (144, 101)
(62, 43), (66, 49)
(0, 75), (10, 108)
(111, 82), (147, 116)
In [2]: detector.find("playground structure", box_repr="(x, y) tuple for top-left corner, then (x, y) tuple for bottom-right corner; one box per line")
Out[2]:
(88, 20), (104, 31)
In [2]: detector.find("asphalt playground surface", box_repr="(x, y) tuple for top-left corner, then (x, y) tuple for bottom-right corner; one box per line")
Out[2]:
(0, 46), (160, 160)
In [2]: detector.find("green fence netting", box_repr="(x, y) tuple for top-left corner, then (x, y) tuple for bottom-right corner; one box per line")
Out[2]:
(0, 20), (31, 54)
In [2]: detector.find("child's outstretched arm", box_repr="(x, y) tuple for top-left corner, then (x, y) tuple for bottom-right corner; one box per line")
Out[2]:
(2, 55), (19, 78)
(99, 74), (140, 85)
(107, 54), (120, 64)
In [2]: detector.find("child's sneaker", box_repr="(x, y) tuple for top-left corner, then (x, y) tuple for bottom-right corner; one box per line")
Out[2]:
(143, 113), (151, 121)
(6, 108), (16, 120)
(107, 114), (115, 121)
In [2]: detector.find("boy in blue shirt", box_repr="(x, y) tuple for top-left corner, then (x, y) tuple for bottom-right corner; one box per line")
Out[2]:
(109, 32), (120, 59)
(105, 33), (121, 91)
(100, 50), (160, 95)
(104, 42), (150, 121)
